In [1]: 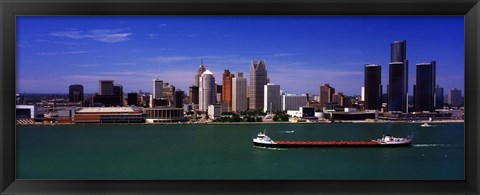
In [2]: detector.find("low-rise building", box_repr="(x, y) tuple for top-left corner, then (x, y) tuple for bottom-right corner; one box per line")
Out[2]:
(144, 107), (185, 123)
(74, 107), (145, 123)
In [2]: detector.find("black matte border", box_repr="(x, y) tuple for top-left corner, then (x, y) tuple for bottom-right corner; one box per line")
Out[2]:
(1, 0), (479, 194)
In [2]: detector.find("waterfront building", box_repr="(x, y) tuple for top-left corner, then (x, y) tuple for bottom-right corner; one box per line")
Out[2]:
(194, 60), (207, 87)
(414, 61), (436, 112)
(332, 92), (346, 107)
(74, 107), (145, 124)
(153, 78), (163, 99)
(319, 83), (335, 107)
(232, 72), (248, 112)
(448, 88), (462, 107)
(143, 107), (185, 123)
(69, 84), (84, 103)
(99, 80), (114, 95)
(281, 94), (307, 111)
(249, 60), (268, 111)
(208, 104), (226, 120)
(435, 85), (444, 109)
(127, 92), (138, 106)
(162, 82), (175, 106)
(364, 64), (382, 110)
(221, 69), (235, 111)
(263, 83), (281, 113)
(199, 70), (216, 111)
(388, 40), (409, 113)
(175, 90), (185, 108)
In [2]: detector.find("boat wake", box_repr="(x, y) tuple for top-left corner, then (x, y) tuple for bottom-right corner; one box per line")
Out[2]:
(412, 144), (450, 147)
(279, 130), (295, 134)
(253, 146), (287, 150)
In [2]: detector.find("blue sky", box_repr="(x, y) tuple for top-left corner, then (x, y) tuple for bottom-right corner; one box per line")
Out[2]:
(16, 16), (464, 96)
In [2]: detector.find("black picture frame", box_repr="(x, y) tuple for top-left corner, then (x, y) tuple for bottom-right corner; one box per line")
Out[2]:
(1, 0), (479, 194)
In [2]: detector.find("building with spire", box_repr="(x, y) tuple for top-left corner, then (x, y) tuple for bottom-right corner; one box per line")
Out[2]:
(194, 59), (207, 87)
(249, 60), (268, 111)
(199, 70), (216, 111)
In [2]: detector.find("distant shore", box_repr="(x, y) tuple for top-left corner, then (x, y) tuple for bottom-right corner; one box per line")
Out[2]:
(17, 119), (465, 126)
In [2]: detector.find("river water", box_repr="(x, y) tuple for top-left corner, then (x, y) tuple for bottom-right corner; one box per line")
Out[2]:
(16, 122), (464, 180)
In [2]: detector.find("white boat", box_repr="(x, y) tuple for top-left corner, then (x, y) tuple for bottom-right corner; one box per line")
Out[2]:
(421, 123), (432, 127)
(372, 135), (412, 145)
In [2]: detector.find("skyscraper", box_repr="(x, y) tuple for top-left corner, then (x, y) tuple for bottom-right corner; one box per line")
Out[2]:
(99, 80), (114, 95)
(114, 83), (124, 106)
(364, 64), (382, 110)
(264, 83), (281, 113)
(388, 40), (408, 113)
(414, 61), (436, 112)
(448, 88), (462, 107)
(194, 61), (207, 87)
(319, 83), (335, 107)
(153, 78), (163, 99)
(175, 90), (185, 108)
(435, 85), (444, 109)
(162, 82), (175, 106)
(249, 60), (268, 111)
(221, 69), (235, 112)
(69, 84), (84, 103)
(199, 70), (216, 111)
(188, 85), (199, 105)
(232, 72), (247, 112)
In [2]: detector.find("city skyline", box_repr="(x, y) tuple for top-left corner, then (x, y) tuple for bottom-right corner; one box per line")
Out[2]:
(17, 16), (464, 95)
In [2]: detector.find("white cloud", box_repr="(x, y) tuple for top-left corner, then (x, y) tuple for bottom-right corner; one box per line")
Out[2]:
(51, 28), (132, 43)
(37, 51), (89, 55)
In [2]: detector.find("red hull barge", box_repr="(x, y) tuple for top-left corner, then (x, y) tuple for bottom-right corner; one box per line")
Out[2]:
(253, 132), (411, 148)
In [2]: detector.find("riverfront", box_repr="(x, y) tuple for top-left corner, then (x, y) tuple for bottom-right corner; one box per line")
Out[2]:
(16, 122), (464, 180)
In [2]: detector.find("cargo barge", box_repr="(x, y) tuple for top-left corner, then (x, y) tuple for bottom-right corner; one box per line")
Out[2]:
(253, 132), (411, 148)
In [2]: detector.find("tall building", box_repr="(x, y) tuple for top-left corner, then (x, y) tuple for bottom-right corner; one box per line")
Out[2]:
(114, 83), (124, 106)
(162, 82), (175, 106)
(175, 90), (185, 108)
(216, 84), (222, 104)
(99, 80), (114, 95)
(448, 88), (462, 107)
(69, 84), (84, 103)
(319, 83), (335, 107)
(194, 61), (207, 87)
(364, 64), (382, 110)
(221, 69), (235, 112)
(281, 94), (307, 111)
(263, 83), (281, 113)
(435, 85), (444, 109)
(153, 78), (163, 99)
(188, 85), (199, 105)
(199, 70), (216, 111)
(249, 60), (268, 111)
(414, 61), (436, 112)
(388, 40), (409, 113)
(232, 72), (247, 112)
(332, 92), (346, 107)
(127, 92), (138, 106)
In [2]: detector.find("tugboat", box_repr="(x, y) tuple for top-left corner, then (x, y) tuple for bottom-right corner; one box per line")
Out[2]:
(420, 123), (432, 127)
(253, 132), (411, 148)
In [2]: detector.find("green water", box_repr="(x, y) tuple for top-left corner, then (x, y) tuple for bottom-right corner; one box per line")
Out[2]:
(16, 123), (464, 180)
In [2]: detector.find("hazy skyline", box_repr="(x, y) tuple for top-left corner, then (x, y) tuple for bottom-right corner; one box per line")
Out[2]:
(16, 16), (464, 95)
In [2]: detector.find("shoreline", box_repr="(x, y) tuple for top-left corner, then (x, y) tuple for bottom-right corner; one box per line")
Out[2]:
(16, 119), (465, 126)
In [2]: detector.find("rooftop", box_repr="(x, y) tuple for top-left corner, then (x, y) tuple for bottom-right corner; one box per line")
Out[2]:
(76, 107), (138, 113)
